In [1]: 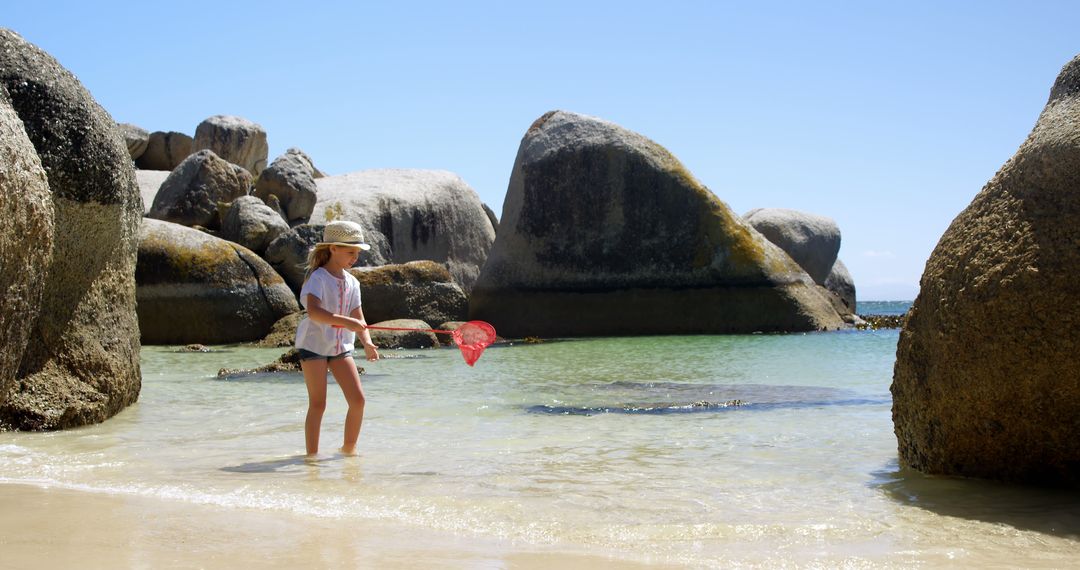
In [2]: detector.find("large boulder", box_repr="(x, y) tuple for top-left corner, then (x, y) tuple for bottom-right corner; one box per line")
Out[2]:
(0, 29), (143, 430)
(137, 219), (299, 344)
(117, 122), (149, 160)
(892, 55), (1080, 487)
(743, 208), (841, 285)
(348, 261), (468, 325)
(312, 169), (496, 292)
(135, 130), (193, 171)
(135, 169), (169, 215)
(469, 110), (843, 338)
(0, 86), (53, 398)
(220, 195), (289, 256)
(147, 149), (253, 228)
(192, 115), (269, 176)
(253, 148), (318, 225)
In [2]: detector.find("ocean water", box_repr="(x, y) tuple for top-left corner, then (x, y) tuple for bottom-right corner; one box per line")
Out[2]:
(2, 314), (1080, 566)
(856, 300), (912, 316)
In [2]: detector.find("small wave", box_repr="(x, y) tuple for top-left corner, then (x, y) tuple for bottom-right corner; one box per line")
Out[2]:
(526, 397), (890, 416)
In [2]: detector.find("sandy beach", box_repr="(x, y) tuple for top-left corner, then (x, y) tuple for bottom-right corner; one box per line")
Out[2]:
(0, 483), (663, 570)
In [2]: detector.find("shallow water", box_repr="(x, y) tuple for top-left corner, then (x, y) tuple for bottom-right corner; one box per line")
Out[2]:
(2, 327), (1079, 566)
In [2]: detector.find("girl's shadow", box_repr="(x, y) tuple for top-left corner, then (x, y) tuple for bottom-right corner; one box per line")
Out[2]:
(221, 455), (332, 473)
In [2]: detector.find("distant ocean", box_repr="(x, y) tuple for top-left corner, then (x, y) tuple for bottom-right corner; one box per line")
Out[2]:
(3, 296), (1079, 566)
(857, 300), (912, 316)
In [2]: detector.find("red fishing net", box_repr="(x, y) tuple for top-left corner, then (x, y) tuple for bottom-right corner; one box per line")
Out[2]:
(450, 321), (497, 366)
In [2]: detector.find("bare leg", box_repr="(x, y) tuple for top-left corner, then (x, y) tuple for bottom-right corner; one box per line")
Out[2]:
(329, 356), (365, 454)
(301, 358), (329, 456)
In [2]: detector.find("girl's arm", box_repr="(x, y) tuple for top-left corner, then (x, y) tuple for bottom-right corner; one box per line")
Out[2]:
(305, 294), (365, 330)
(349, 306), (380, 362)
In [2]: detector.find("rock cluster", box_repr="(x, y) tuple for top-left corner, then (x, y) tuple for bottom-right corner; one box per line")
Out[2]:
(2, 29), (867, 433)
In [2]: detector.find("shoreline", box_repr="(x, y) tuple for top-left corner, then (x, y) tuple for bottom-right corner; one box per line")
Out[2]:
(0, 482), (663, 569)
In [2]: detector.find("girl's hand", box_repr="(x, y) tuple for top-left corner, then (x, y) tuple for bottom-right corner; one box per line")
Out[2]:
(347, 319), (367, 332)
(363, 343), (380, 362)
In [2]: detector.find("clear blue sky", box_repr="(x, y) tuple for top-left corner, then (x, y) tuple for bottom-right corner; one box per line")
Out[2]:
(8, 1), (1079, 300)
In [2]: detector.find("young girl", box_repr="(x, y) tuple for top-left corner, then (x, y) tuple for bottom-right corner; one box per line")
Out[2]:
(294, 220), (380, 457)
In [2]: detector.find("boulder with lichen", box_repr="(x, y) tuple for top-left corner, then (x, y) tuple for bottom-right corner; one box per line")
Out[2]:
(469, 110), (843, 338)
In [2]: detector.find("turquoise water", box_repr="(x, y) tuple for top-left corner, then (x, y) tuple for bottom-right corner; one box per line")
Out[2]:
(2, 326), (1079, 566)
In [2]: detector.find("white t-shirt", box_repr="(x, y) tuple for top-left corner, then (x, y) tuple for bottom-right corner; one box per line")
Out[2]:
(294, 267), (363, 356)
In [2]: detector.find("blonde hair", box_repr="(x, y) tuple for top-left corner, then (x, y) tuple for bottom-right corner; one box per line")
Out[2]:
(303, 244), (334, 282)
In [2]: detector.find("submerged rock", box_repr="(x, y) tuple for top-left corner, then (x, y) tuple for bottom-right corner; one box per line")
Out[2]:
(0, 29), (143, 430)
(892, 55), (1080, 487)
(469, 110), (843, 337)
(217, 349), (304, 377)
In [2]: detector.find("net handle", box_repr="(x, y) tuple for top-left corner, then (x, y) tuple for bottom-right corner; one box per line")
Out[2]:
(333, 324), (452, 334)
(363, 325), (453, 334)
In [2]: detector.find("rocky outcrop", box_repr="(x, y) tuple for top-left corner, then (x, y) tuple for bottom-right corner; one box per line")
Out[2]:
(135, 130), (193, 171)
(0, 86), (53, 397)
(348, 261), (468, 325)
(311, 169), (495, 292)
(192, 115), (269, 176)
(0, 29), (143, 430)
(823, 258), (856, 312)
(253, 148), (318, 225)
(892, 55), (1080, 487)
(117, 122), (149, 160)
(469, 110), (843, 338)
(744, 208), (841, 285)
(147, 149), (253, 228)
(220, 195), (289, 256)
(137, 219), (299, 344)
(135, 169), (169, 214)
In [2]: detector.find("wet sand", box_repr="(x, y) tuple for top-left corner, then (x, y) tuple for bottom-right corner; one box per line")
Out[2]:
(0, 483), (664, 569)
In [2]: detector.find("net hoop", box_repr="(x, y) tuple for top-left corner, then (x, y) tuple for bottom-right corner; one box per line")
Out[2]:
(450, 321), (497, 366)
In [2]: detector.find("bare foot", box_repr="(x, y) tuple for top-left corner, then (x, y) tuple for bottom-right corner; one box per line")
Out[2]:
(339, 446), (359, 456)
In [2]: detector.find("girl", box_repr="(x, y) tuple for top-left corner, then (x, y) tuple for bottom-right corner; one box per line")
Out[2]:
(294, 220), (380, 457)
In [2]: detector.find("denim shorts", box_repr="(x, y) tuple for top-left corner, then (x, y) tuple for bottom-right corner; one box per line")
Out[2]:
(296, 349), (353, 362)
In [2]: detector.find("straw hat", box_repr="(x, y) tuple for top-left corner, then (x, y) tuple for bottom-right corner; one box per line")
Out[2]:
(318, 220), (371, 250)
